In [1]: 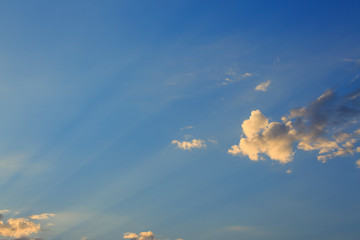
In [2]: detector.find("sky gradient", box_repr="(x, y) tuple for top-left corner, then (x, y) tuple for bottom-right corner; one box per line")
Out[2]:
(0, 1), (360, 240)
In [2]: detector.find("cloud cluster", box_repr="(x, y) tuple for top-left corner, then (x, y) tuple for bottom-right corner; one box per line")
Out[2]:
(255, 80), (271, 91)
(0, 218), (40, 238)
(229, 89), (360, 164)
(172, 139), (206, 150)
(123, 231), (155, 240)
(0, 211), (55, 239)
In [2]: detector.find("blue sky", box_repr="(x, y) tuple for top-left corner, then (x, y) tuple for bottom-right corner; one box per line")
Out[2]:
(0, 1), (360, 240)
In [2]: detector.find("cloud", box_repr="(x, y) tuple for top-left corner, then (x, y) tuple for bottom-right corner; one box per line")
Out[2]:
(356, 159), (360, 168)
(123, 231), (155, 240)
(0, 211), (55, 239)
(344, 58), (360, 63)
(29, 213), (55, 220)
(123, 231), (182, 240)
(172, 139), (206, 150)
(227, 226), (256, 232)
(0, 217), (41, 238)
(220, 68), (252, 86)
(207, 138), (218, 144)
(228, 110), (295, 163)
(255, 80), (271, 91)
(229, 88), (360, 164)
(286, 169), (292, 174)
(180, 126), (194, 131)
(13, 238), (43, 240)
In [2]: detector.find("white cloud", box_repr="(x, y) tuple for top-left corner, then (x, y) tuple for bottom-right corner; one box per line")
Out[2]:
(172, 139), (206, 150)
(0, 211), (56, 238)
(228, 110), (295, 163)
(123, 231), (155, 240)
(356, 159), (360, 168)
(242, 73), (252, 77)
(30, 213), (55, 220)
(123, 231), (182, 240)
(0, 217), (41, 238)
(255, 80), (271, 91)
(286, 169), (292, 174)
(229, 89), (360, 164)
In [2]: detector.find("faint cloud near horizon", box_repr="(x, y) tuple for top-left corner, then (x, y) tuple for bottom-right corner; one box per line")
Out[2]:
(123, 231), (181, 240)
(224, 225), (270, 237)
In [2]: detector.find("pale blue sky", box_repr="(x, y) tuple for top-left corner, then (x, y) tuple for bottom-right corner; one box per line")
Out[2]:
(0, 1), (360, 240)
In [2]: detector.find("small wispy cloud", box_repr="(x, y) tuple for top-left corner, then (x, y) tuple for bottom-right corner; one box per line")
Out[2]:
(29, 213), (55, 220)
(0, 210), (10, 214)
(344, 58), (360, 63)
(180, 126), (194, 131)
(220, 68), (252, 86)
(286, 169), (292, 174)
(255, 80), (271, 91)
(207, 138), (218, 144)
(123, 231), (182, 240)
(227, 226), (256, 232)
(172, 139), (206, 150)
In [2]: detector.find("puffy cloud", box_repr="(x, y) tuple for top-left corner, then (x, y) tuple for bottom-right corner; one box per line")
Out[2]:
(230, 88), (360, 164)
(29, 213), (55, 220)
(172, 139), (206, 150)
(356, 159), (360, 168)
(255, 80), (271, 91)
(0, 217), (41, 238)
(229, 113), (295, 163)
(123, 231), (155, 240)
(123, 231), (182, 240)
(0, 211), (55, 239)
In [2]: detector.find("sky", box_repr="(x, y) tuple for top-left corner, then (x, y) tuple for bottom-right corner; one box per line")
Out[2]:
(0, 1), (360, 240)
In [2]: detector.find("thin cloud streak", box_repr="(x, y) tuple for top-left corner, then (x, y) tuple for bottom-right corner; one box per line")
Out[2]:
(255, 80), (271, 91)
